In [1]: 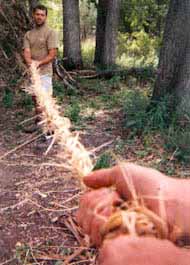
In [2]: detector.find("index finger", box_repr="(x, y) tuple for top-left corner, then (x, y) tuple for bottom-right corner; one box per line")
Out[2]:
(83, 166), (120, 189)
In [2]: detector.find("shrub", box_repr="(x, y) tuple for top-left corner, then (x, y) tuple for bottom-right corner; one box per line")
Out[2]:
(93, 151), (114, 170)
(117, 31), (160, 67)
(122, 89), (149, 132)
(123, 90), (175, 134)
(64, 101), (81, 123)
(21, 94), (34, 111)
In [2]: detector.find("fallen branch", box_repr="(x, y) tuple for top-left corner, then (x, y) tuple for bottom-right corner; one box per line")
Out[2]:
(0, 133), (44, 160)
(0, 199), (28, 214)
(76, 67), (156, 80)
(19, 115), (39, 125)
(0, 258), (17, 265)
(53, 58), (77, 88)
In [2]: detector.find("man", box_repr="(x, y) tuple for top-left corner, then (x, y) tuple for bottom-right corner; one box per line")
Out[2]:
(78, 163), (190, 265)
(23, 4), (58, 126)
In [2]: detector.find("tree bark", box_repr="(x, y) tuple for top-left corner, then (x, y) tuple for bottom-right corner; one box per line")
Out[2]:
(28, 0), (39, 17)
(63, 0), (83, 70)
(153, 0), (190, 103)
(0, 1), (30, 83)
(94, 0), (108, 66)
(94, 0), (121, 68)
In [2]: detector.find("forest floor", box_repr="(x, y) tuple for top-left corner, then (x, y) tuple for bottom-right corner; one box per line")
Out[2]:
(0, 76), (189, 265)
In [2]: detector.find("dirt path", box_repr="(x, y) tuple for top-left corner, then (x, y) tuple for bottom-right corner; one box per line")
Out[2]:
(0, 97), (120, 264)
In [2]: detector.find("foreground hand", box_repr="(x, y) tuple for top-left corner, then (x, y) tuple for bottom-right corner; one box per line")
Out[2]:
(98, 235), (190, 265)
(77, 188), (122, 246)
(78, 163), (190, 245)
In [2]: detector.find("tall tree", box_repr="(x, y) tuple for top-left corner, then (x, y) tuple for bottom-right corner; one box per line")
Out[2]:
(152, 0), (190, 103)
(94, 0), (121, 68)
(63, 0), (83, 69)
(0, 1), (30, 82)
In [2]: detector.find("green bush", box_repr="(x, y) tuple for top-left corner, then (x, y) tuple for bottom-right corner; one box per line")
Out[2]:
(65, 101), (81, 123)
(117, 31), (160, 67)
(164, 99), (190, 162)
(122, 89), (190, 162)
(123, 90), (174, 134)
(93, 152), (114, 170)
(53, 80), (77, 102)
(165, 127), (190, 162)
(123, 90), (149, 132)
(21, 94), (34, 111)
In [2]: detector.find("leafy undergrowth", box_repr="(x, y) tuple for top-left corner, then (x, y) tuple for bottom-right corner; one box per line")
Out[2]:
(0, 75), (190, 264)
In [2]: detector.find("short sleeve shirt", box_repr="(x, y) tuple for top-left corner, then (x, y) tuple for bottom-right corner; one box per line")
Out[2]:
(23, 23), (58, 76)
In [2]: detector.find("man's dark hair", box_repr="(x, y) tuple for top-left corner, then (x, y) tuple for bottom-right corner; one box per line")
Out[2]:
(33, 4), (48, 16)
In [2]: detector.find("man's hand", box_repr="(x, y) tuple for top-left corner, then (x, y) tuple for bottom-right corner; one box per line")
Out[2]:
(98, 235), (190, 265)
(78, 163), (190, 246)
(78, 188), (122, 246)
(33, 60), (41, 69)
(35, 48), (57, 67)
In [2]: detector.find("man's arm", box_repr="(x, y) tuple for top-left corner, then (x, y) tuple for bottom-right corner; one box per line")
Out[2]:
(23, 48), (32, 66)
(36, 48), (57, 68)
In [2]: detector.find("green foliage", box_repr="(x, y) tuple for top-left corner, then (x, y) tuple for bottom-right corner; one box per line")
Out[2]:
(107, 76), (121, 89)
(117, 31), (160, 67)
(165, 127), (190, 162)
(120, 0), (169, 36)
(123, 90), (173, 134)
(53, 80), (65, 101)
(123, 90), (148, 132)
(164, 98), (190, 162)
(2, 88), (14, 108)
(122, 89), (190, 163)
(53, 80), (78, 102)
(93, 151), (114, 170)
(21, 94), (34, 111)
(65, 100), (81, 123)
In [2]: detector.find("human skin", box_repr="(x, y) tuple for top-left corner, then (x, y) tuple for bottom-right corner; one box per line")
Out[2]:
(77, 163), (190, 264)
(98, 235), (190, 265)
(78, 163), (190, 245)
(33, 9), (47, 27)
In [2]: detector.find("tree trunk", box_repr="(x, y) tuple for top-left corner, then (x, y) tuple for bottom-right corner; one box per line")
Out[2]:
(152, 0), (190, 103)
(94, 0), (121, 68)
(94, 0), (108, 66)
(0, 1), (30, 83)
(63, 0), (83, 70)
(28, 0), (39, 17)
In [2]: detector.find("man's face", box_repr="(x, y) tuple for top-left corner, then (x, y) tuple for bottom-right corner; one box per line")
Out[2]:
(33, 9), (47, 26)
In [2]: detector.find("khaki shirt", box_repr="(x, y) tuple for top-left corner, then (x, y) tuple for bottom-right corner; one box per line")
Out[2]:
(23, 23), (58, 76)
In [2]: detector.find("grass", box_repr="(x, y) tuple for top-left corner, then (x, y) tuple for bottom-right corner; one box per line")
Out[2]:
(93, 151), (115, 170)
